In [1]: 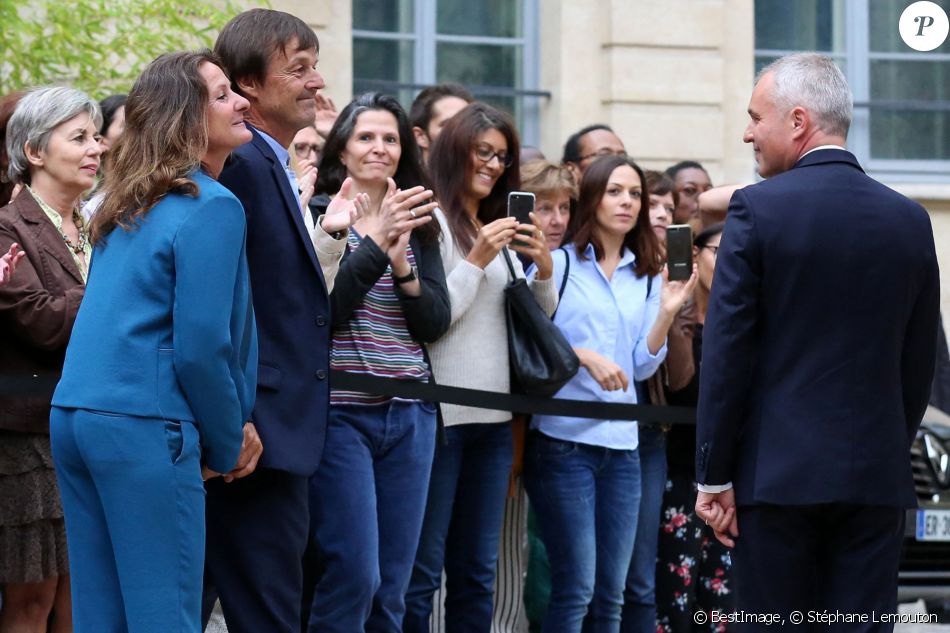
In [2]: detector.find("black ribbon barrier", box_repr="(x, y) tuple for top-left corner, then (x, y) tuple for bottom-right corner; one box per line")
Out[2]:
(0, 371), (696, 426)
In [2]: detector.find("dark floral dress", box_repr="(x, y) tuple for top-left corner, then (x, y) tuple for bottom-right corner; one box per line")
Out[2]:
(655, 474), (734, 632)
(655, 324), (735, 632)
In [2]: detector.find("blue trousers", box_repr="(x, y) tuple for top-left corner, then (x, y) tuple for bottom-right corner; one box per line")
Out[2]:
(50, 407), (205, 633)
(307, 400), (437, 633)
(621, 426), (667, 633)
(204, 468), (310, 633)
(404, 422), (513, 633)
(525, 432), (641, 633)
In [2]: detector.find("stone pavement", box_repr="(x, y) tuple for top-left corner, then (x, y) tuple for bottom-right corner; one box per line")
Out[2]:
(205, 602), (228, 633)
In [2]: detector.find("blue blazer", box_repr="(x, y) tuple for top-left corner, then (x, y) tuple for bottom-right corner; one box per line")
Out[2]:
(696, 149), (940, 508)
(53, 171), (257, 474)
(218, 127), (333, 477)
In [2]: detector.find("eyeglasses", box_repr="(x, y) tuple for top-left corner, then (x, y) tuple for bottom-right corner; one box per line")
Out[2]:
(702, 245), (719, 258)
(578, 149), (627, 163)
(473, 145), (513, 168)
(294, 143), (321, 158)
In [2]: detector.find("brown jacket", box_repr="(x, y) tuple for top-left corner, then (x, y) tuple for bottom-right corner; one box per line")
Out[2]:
(0, 189), (84, 433)
(646, 295), (698, 410)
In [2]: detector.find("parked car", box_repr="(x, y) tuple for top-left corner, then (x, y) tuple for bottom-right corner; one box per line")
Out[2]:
(900, 405), (950, 599)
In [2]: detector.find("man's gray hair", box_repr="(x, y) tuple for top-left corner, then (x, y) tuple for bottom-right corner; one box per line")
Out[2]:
(6, 86), (102, 185)
(758, 53), (853, 139)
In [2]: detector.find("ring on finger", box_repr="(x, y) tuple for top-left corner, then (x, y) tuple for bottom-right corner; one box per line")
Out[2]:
(410, 209), (417, 219)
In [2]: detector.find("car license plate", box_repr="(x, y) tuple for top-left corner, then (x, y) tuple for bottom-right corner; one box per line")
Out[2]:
(916, 509), (950, 541)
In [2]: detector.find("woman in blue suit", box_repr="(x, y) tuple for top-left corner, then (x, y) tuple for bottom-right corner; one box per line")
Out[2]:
(50, 50), (260, 633)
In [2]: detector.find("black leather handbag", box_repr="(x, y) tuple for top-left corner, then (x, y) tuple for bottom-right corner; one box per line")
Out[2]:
(501, 248), (579, 397)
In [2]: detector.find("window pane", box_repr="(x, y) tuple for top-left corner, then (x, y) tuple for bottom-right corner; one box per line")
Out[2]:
(870, 110), (950, 160)
(437, 42), (520, 88)
(353, 37), (414, 103)
(437, 0), (522, 38)
(870, 0), (950, 53)
(436, 42), (522, 135)
(353, 0), (414, 33)
(754, 0), (843, 52)
(870, 60), (950, 160)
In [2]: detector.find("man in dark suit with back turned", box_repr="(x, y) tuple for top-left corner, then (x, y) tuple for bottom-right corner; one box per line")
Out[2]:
(695, 53), (940, 626)
(203, 9), (361, 632)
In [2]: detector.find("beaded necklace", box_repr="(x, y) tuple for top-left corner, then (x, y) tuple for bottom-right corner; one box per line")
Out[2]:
(60, 214), (89, 255)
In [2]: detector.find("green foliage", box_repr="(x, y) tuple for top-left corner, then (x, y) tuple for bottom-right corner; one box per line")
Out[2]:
(0, 0), (256, 99)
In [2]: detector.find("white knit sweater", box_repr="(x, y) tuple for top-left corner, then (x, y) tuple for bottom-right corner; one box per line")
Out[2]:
(426, 209), (558, 425)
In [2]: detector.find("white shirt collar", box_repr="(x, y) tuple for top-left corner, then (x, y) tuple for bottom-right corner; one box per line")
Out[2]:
(800, 144), (847, 160)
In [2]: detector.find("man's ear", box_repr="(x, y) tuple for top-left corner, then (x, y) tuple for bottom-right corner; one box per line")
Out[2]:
(236, 77), (262, 102)
(790, 106), (808, 137)
(24, 140), (43, 168)
(564, 161), (581, 184)
(413, 126), (429, 151)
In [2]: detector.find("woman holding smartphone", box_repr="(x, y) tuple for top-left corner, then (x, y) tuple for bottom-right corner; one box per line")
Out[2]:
(524, 155), (695, 633)
(404, 102), (555, 633)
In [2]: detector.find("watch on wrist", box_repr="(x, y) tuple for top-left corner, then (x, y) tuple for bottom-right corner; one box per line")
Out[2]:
(392, 266), (417, 285)
(317, 214), (346, 240)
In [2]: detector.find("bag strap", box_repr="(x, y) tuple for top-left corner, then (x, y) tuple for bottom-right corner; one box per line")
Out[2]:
(551, 247), (571, 321)
(558, 246), (570, 301)
(646, 273), (653, 300)
(501, 247), (517, 281)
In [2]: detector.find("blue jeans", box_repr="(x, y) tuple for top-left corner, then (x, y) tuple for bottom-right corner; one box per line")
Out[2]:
(403, 422), (513, 633)
(308, 400), (437, 633)
(51, 407), (205, 633)
(621, 426), (667, 633)
(524, 432), (641, 633)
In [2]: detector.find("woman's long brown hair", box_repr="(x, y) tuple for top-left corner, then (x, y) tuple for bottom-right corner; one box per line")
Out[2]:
(427, 102), (520, 255)
(568, 155), (663, 278)
(90, 50), (217, 244)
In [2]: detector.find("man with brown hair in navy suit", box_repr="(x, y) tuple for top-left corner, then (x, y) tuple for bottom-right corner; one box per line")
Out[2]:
(203, 9), (364, 633)
(695, 53), (940, 626)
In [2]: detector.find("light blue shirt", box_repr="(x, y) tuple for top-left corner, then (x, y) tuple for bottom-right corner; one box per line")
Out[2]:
(528, 243), (666, 450)
(255, 126), (300, 203)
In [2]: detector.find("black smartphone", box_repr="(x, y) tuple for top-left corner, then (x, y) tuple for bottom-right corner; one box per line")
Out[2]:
(666, 224), (693, 281)
(507, 191), (536, 226)
(508, 191), (536, 246)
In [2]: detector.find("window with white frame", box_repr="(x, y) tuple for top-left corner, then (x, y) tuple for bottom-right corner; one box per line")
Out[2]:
(755, 0), (950, 182)
(352, 0), (541, 146)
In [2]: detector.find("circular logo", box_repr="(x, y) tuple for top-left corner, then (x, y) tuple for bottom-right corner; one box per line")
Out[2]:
(900, 1), (949, 51)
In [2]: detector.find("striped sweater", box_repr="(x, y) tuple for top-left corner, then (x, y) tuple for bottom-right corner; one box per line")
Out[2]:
(330, 232), (429, 405)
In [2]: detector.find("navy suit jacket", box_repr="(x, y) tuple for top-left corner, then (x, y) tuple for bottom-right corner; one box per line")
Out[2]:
(696, 149), (940, 508)
(219, 127), (333, 477)
(53, 171), (256, 474)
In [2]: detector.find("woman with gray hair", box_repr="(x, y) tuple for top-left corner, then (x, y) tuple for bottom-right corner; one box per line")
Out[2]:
(0, 85), (101, 633)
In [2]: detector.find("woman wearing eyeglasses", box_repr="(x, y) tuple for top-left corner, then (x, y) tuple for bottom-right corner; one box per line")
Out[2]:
(403, 102), (555, 633)
(655, 222), (735, 633)
(289, 124), (325, 216)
